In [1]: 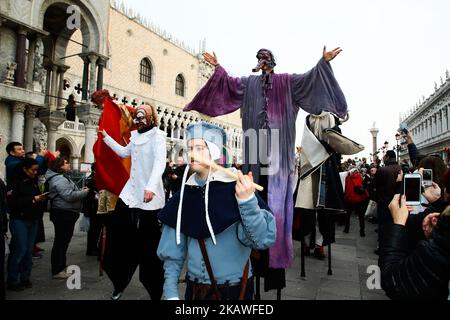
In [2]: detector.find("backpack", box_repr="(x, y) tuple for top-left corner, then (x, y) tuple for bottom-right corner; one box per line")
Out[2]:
(43, 174), (61, 211)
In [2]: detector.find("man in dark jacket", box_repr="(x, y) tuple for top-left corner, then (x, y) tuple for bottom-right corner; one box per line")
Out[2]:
(380, 194), (450, 299)
(4, 142), (47, 189)
(374, 151), (402, 252)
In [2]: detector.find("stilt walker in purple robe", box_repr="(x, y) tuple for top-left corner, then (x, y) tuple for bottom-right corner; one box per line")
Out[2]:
(184, 47), (348, 296)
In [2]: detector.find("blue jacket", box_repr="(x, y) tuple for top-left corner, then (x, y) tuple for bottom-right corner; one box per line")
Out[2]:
(157, 170), (276, 300)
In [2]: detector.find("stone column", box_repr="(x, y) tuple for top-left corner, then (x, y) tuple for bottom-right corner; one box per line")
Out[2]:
(57, 65), (70, 110)
(77, 103), (101, 164)
(50, 64), (59, 109)
(26, 36), (36, 90)
(369, 126), (379, 160)
(14, 28), (27, 88)
(71, 155), (80, 171)
(24, 105), (39, 152)
(11, 102), (26, 143)
(81, 56), (90, 101)
(44, 65), (52, 105)
(443, 109), (448, 133)
(39, 109), (66, 152)
(88, 53), (98, 98)
(429, 118), (432, 139)
(97, 58), (105, 91)
(83, 117), (98, 164)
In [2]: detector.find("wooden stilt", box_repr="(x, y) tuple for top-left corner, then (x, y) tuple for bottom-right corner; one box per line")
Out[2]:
(327, 243), (332, 275)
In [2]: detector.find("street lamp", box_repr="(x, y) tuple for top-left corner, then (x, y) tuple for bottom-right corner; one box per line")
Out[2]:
(395, 133), (401, 163)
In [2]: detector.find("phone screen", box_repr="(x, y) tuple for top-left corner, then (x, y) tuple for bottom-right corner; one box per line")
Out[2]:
(422, 169), (432, 185)
(405, 176), (421, 203)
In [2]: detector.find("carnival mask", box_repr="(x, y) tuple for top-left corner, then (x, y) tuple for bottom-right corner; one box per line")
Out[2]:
(252, 49), (276, 72)
(133, 109), (148, 128)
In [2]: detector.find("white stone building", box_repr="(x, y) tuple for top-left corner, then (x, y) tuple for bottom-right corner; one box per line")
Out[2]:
(0, 0), (243, 175)
(399, 70), (450, 163)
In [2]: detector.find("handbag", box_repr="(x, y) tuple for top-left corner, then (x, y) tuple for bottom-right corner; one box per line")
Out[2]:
(322, 128), (365, 155)
(364, 200), (378, 218)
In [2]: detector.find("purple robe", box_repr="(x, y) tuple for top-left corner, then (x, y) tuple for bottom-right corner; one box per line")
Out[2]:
(184, 58), (347, 269)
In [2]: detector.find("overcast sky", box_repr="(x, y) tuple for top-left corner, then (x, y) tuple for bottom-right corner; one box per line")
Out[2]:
(126, 0), (450, 159)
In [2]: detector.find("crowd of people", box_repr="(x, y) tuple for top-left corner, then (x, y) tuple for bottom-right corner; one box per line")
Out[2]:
(321, 132), (450, 300)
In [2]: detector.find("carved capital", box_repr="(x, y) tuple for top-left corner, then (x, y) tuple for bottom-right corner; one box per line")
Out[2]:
(12, 102), (27, 113)
(25, 105), (39, 118)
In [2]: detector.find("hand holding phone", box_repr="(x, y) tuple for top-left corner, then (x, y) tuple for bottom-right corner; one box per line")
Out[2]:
(389, 194), (409, 226)
(403, 173), (422, 206)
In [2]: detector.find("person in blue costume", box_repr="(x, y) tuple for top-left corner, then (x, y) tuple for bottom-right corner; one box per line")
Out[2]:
(157, 122), (277, 300)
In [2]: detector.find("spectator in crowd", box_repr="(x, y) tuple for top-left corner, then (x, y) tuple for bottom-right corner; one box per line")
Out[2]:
(4, 142), (47, 189)
(6, 158), (47, 291)
(344, 169), (369, 237)
(417, 155), (447, 200)
(364, 166), (378, 224)
(81, 164), (101, 256)
(45, 157), (89, 279)
(373, 150), (402, 254)
(162, 161), (172, 202)
(170, 156), (187, 194)
(24, 152), (47, 258)
(361, 157), (370, 171)
(405, 166), (450, 253)
(380, 194), (450, 300)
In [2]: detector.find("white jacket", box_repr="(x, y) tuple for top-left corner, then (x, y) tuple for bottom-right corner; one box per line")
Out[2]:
(103, 127), (167, 211)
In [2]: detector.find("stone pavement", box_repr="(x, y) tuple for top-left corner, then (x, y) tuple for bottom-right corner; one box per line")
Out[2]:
(5, 213), (388, 300)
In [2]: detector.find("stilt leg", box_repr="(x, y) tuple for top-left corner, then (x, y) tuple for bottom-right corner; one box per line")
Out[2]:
(255, 276), (261, 300)
(327, 243), (332, 275)
(300, 238), (306, 278)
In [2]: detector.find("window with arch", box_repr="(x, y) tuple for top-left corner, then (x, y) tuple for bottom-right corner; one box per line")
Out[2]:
(140, 58), (152, 84)
(175, 74), (185, 97)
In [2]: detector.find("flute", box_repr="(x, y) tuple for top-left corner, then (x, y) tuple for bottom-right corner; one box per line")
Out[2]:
(192, 157), (264, 192)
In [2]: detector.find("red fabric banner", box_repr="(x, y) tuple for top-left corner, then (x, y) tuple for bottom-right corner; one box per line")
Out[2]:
(93, 97), (131, 195)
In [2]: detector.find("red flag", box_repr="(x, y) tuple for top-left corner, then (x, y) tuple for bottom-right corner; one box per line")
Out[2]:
(93, 97), (131, 195)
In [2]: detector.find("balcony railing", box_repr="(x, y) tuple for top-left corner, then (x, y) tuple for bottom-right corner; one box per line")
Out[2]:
(60, 121), (84, 132)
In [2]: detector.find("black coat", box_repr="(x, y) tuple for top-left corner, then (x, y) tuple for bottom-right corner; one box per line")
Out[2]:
(405, 200), (449, 253)
(7, 171), (44, 221)
(81, 173), (98, 217)
(374, 160), (402, 205)
(380, 224), (450, 300)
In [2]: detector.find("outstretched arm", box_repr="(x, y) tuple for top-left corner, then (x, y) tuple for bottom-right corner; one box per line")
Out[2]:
(100, 129), (132, 158)
(183, 51), (246, 117)
(291, 46), (347, 118)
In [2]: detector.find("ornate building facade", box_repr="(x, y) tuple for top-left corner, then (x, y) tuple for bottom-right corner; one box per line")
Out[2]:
(399, 70), (450, 163)
(0, 0), (243, 175)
